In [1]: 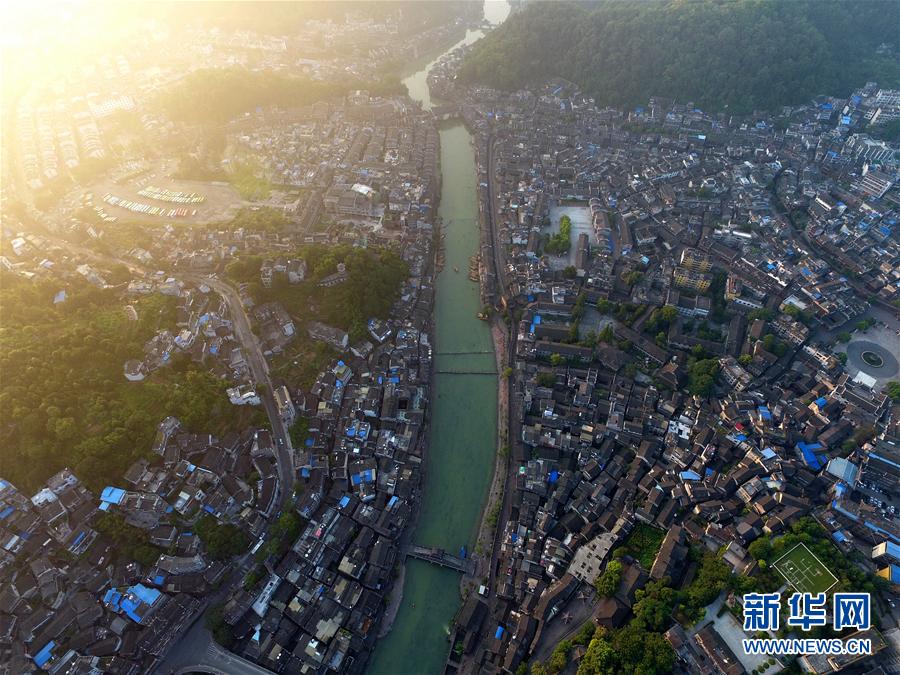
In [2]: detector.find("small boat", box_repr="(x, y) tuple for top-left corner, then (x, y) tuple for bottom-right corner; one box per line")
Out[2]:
(460, 545), (467, 559)
(453, 266), (459, 273)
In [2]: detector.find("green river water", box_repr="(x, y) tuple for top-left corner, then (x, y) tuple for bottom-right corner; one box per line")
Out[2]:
(367, 4), (509, 673)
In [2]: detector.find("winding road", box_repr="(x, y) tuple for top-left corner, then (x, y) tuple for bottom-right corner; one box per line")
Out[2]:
(181, 272), (294, 502)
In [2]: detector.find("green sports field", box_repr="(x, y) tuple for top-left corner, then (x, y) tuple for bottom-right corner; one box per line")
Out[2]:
(772, 543), (838, 595)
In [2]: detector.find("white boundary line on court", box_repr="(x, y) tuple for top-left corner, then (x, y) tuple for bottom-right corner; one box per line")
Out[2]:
(772, 542), (839, 594)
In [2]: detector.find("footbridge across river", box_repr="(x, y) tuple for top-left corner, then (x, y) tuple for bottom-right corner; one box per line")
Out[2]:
(404, 545), (476, 575)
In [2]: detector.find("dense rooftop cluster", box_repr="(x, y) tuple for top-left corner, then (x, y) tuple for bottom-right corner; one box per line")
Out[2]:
(2, 68), (443, 674)
(424, 42), (900, 675)
(4, 5), (900, 675)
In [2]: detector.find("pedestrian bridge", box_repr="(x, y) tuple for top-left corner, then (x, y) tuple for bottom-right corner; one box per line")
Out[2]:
(405, 545), (475, 575)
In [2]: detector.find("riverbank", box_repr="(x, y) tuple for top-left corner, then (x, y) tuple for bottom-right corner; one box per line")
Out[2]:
(378, 560), (406, 638)
(462, 314), (510, 598)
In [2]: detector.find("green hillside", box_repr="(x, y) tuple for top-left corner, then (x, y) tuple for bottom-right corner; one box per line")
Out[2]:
(459, 0), (900, 113)
(0, 276), (257, 492)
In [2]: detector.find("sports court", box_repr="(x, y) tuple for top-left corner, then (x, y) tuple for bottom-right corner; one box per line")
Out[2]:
(772, 543), (838, 595)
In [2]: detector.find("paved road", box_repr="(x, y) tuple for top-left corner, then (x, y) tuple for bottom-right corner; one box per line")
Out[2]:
(483, 127), (522, 607)
(156, 597), (271, 675)
(529, 588), (596, 663)
(485, 134), (508, 300)
(182, 273), (294, 502)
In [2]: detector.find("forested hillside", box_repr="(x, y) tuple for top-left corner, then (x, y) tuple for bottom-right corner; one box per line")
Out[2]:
(459, 0), (900, 113)
(0, 276), (248, 493)
(157, 68), (405, 125)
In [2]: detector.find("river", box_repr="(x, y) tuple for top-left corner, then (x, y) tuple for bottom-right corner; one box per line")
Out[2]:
(367, 3), (510, 674)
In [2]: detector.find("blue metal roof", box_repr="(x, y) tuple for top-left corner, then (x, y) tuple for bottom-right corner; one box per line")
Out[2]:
(891, 564), (900, 584)
(122, 584), (161, 623)
(33, 641), (54, 667)
(871, 453), (900, 470)
(797, 441), (826, 471)
(100, 486), (126, 505)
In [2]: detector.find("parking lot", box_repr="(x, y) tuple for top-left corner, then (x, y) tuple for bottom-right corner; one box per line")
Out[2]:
(85, 173), (244, 225)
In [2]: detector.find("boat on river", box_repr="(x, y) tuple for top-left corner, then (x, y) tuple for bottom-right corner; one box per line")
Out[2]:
(468, 254), (480, 281)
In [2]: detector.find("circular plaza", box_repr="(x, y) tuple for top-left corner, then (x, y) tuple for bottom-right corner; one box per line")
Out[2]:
(845, 339), (899, 383)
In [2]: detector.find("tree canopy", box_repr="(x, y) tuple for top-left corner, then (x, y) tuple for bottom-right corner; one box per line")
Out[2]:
(687, 357), (720, 396)
(459, 0), (900, 113)
(594, 559), (623, 597)
(576, 623), (674, 675)
(195, 515), (251, 560)
(545, 215), (572, 255)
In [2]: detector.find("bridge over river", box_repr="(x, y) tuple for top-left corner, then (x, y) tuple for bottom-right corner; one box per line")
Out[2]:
(404, 545), (476, 575)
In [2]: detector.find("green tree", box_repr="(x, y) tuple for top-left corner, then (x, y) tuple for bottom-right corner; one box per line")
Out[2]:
(207, 603), (235, 648)
(633, 578), (677, 631)
(885, 381), (900, 401)
(598, 324), (615, 344)
(289, 417), (310, 447)
(597, 299), (614, 314)
(95, 512), (163, 567)
(548, 640), (572, 673)
(594, 560), (623, 597)
(687, 358), (720, 396)
(622, 270), (643, 287)
(577, 629), (615, 675)
(537, 372), (556, 387)
(196, 516), (252, 560)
